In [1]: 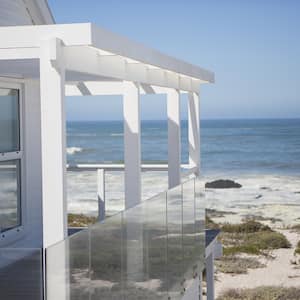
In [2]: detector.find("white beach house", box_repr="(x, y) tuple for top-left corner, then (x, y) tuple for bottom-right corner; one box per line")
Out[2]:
(0, 1), (219, 299)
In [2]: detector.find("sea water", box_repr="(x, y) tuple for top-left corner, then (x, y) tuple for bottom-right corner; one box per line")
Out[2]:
(66, 119), (300, 219)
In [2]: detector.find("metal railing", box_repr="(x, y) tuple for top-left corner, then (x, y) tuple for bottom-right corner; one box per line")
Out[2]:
(46, 177), (205, 300)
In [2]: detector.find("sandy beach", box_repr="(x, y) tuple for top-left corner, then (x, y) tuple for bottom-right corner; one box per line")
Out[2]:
(203, 174), (300, 298)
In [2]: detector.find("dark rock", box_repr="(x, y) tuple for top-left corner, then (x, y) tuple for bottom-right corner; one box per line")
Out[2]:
(255, 194), (263, 199)
(205, 179), (242, 189)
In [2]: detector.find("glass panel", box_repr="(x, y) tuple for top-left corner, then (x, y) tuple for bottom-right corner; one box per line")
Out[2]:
(195, 178), (205, 276)
(90, 213), (123, 300)
(182, 179), (196, 291)
(0, 248), (43, 300)
(47, 229), (90, 300)
(166, 185), (183, 299)
(0, 88), (19, 153)
(122, 204), (147, 299)
(0, 160), (21, 232)
(144, 193), (168, 299)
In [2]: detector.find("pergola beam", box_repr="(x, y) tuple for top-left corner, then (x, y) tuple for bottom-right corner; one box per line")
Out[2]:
(65, 82), (185, 96)
(63, 46), (201, 92)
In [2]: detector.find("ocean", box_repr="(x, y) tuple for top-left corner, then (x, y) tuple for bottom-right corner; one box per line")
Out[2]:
(66, 119), (300, 217)
(67, 118), (300, 176)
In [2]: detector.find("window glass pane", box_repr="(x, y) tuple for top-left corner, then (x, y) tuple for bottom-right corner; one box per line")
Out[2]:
(0, 160), (21, 232)
(0, 88), (20, 153)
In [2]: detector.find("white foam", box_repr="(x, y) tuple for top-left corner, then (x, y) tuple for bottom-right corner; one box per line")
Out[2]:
(67, 147), (83, 155)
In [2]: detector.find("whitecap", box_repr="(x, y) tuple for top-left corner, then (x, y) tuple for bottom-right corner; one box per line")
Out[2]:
(110, 133), (123, 137)
(67, 147), (83, 155)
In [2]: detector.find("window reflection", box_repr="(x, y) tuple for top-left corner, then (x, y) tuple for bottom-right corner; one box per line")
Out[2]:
(0, 88), (19, 153)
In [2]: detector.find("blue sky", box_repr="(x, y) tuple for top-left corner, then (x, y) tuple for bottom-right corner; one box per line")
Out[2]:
(48, 0), (300, 120)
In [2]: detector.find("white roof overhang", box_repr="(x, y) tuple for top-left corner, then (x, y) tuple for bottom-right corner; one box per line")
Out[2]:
(0, 23), (214, 93)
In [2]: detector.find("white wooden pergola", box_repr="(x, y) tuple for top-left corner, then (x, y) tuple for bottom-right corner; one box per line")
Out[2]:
(0, 23), (214, 250)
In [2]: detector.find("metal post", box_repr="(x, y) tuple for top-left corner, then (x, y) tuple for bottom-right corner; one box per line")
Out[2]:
(97, 168), (105, 221)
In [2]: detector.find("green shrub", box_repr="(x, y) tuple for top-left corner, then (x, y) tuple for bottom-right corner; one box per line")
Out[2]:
(246, 231), (291, 250)
(222, 220), (271, 234)
(220, 221), (291, 256)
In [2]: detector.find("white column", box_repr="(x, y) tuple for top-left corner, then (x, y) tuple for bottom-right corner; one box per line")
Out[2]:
(123, 81), (141, 209)
(97, 168), (105, 221)
(188, 91), (200, 176)
(167, 89), (181, 188)
(40, 38), (67, 249)
(24, 80), (43, 247)
(206, 252), (215, 300)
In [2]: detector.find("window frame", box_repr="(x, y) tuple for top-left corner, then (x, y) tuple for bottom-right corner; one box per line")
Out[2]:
(0, 81), (25, 243)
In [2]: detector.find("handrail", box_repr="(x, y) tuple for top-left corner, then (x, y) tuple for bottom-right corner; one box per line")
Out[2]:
(67, 163), (193, 172)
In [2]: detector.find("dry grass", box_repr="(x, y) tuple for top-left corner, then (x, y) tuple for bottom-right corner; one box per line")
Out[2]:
(295, 241), (300, 255)
(216, 255), (265, 274)
(291, 224), (300, 232)
(217, 286), (300, 300)
(221, 220), (271, 234)
(68, 213), (97, 227)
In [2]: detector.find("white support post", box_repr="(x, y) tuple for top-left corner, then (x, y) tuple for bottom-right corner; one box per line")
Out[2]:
(123, 81), (141, 209)
(206, 252), (215, 300)
(188, 91), (200, 177)
(97, 168), (105, 221)
(167, 89), (181, 188)
(40, 38), (67, 248)
(40, 38), (68, 300)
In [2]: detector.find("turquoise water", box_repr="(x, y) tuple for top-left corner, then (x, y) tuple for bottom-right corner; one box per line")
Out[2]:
(67, 118), (300, 176)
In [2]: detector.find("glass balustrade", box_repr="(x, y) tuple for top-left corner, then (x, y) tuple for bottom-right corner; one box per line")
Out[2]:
(46, 177), (205, 300)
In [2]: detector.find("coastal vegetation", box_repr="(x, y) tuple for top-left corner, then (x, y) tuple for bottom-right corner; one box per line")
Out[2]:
(206, 210), (292, 278)
(216, 255), (264, 274)
(217, 286), (300, 300)
(295, 241), (300, 255)
(291, 224), (300, 232)
(68, 213), (97, 227)
(205, 214), (291, 256)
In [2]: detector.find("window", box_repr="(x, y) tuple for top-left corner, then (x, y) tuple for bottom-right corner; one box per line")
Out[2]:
(0, 87), (22, 233)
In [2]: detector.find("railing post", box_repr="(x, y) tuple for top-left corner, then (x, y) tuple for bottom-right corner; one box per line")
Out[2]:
(97, 168), (105, 221)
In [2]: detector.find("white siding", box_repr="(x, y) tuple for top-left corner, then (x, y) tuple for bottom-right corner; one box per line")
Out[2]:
(0, 1), (33, 26)
(0, 0), (54, 26)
